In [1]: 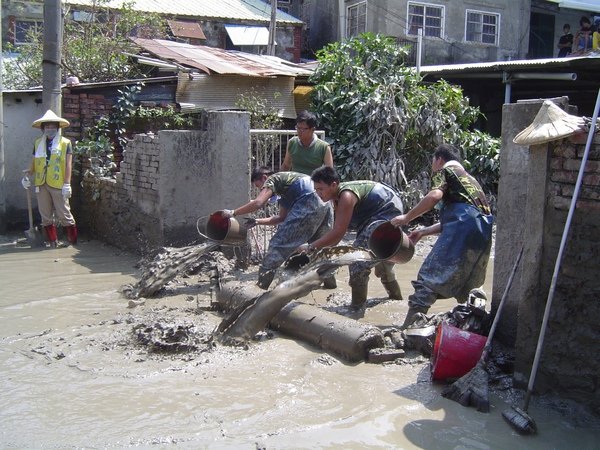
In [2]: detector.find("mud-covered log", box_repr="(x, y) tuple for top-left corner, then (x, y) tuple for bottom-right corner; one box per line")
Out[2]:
(270, 302), (385, 363)
(216, 281), (385, 362)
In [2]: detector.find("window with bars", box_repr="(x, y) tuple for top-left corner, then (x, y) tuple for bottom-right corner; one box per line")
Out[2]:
(465, 10), (499, 45)
(407, 2), (443, 38)
(347, 1), (367, 38)
(14, 20), (43, 44)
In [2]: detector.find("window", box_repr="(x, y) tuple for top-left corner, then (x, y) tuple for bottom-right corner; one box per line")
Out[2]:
(347, 1), (367, 38)
(407, 2), (444, 38)
(14, 20), (43, 45)
(278, 0), (290, 13)
(466, 10), (499, 45)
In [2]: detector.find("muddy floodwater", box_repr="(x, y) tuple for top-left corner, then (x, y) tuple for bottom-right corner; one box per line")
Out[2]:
(1, 235), (599, 449)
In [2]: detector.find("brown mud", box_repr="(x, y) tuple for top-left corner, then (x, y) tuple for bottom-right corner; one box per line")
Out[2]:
(1, 233), (599, 449)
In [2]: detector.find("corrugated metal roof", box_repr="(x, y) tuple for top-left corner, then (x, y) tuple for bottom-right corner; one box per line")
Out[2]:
(65, 0), (303, 24)
(131, 38), (312, 77)
(421, 55), (600, 75)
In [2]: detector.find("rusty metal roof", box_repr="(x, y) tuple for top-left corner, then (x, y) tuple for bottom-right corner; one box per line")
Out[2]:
(131, 38), (313, 77)
(65, 0), (302, 24)
(167, 20), (206, 40)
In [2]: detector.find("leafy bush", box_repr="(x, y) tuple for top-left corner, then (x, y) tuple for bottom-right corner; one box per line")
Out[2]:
(310, 33), (500, 208)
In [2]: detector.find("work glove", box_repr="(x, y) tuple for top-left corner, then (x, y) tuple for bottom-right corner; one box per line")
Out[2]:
(62, 183), (72, 199)
(244, 217), (257, 229)
(297, 243), (316, 253)
(221, 209), (235, 218)
(21, 176), (31, 190)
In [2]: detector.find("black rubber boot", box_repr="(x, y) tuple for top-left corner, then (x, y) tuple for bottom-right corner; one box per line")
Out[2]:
(350, 282), (369, 310)
(322, 275), (337, 290)
(382, 280), (403, 300)
(257, 268), (276, 290)
(399, 306), (429, 330)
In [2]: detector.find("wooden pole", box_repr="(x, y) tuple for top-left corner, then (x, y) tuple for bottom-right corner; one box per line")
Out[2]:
(267, 0), (277, 55)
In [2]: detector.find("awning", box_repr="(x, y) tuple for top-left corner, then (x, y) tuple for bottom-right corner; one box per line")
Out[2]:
(224, 25), (271, 46)
(167, 20), (206, 40)
(546, 0), (600, 12)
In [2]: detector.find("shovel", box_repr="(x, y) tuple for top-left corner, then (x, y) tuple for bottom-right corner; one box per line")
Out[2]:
(24, 185), (44, 247)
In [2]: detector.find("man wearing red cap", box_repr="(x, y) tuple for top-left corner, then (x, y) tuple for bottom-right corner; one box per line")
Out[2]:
(21, 110), (78, 247)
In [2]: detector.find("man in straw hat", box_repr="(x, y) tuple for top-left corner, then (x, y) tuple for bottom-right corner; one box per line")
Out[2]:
(391, 144), (494, 329)
(21, 109), (78, 247)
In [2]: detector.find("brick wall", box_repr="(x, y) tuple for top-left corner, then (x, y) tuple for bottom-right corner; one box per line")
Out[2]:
(62, 90), (113, 142)
(513, 131), (600, 414)
(76, 133), (162, 253)
(75, 111), (251, 254)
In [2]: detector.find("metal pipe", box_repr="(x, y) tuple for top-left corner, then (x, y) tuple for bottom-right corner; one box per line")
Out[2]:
(511, 72), (577, 81)
(416, 28), (423, 75)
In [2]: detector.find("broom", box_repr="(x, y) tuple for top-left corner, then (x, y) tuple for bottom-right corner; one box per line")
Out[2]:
(441, 247), (523, 412)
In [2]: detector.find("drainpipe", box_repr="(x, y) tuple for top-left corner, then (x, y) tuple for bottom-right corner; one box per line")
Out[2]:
(338, 0), (346, 41)
(503, 72), (511, 104)
(416, 28), (423, 75)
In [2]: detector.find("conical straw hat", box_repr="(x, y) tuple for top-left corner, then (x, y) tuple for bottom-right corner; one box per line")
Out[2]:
(32, 109), (70, 129)
(513, 100), (585, 145)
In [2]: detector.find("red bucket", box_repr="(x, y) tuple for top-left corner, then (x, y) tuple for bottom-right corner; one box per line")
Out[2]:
(430, 322), (486, 381)
(205, 211), (247, 245)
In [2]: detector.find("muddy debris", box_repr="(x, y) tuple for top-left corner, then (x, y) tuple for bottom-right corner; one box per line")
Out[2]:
(121, 244), (235, 299)
(132, 321), (213, 354)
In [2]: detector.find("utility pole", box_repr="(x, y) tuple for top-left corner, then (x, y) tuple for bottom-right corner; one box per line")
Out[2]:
(43, 0), (63, 113)
(267, 0), (277, 56)
(0, 9), (5, 230)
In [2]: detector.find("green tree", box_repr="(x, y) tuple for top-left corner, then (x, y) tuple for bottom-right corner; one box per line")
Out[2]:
(310, 33), (499, 206)
(3, 0), (168, 89)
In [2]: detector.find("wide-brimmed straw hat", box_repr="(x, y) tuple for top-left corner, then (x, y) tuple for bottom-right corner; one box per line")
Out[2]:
(32, 109), (70, 129)
(513, 100), (585, 145)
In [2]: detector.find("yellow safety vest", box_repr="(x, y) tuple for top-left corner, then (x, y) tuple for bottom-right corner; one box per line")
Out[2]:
(33, 136), (71, 189)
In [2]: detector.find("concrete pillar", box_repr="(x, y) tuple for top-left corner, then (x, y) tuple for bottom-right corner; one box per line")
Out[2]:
(493, 97), (570, 346)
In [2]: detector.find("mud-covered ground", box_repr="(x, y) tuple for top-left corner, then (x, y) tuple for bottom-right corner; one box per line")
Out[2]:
(1, 232), (599, 449)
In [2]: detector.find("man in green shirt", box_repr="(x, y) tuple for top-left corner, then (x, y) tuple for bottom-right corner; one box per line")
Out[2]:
(222, 167), (333, 289)
(280, 110), (334, 175)
(304, 166), (404, 312)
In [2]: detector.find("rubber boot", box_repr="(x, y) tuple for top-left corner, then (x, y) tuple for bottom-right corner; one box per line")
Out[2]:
(44, 225), (58, 248)
(322, 275), (337, 290)
(257, 267), (276, 290)
(382, 280), (403, 300)
(350, 282), (369, 310)
(399, 306), (429, 330)
(66, 225), (78, 245)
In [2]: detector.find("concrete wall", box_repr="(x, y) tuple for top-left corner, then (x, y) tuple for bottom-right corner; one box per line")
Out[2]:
(75, 111), (251, 253)
(1, 91), (45, 228)
(496, 97), (600, 414)
(363, 0), (530, 63)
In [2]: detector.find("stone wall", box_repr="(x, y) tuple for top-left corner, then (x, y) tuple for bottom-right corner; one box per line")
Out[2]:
(497, 98), (600, 414)
(75, 111), (251, 253)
